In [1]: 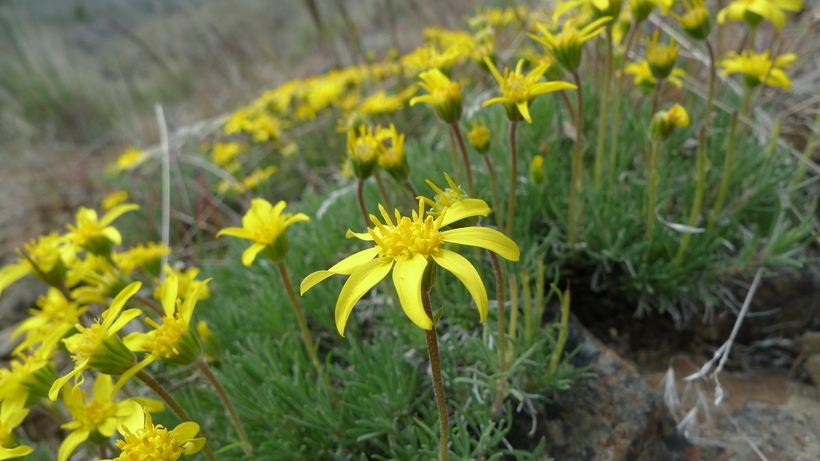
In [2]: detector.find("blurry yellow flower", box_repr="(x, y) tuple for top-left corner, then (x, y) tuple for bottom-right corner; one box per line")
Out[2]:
(467, 118), (492, 154)
(217, 199), (309, 266)
(482, 57), (577, 123)
(410, 68), (463, 123)
(649, 103), (690, 141)
(530, 17), (612, 72)
(717, 0), (801, 29)
(215, 179), (247, 196)
(69, 255), (131, 305)
(112, 147), (148, 172)
(101, 191), (130, 211)
(359, 86), (418, 116)
(0, 404), (33, 459)
(113, 242), (171, 277)
(376, 124), (410, 181)
(401, 45), (462, 76)
(347, 125), (381, 179)
(12, 287), (87, 352)
(0, 345), (58, 413)
(646, 31), (680, 80)
(211, 142), (247, 167)
(720, 50), (796, 90)
(154, 265), (210, 302)
(66, 204), (140, 256)
(673, 0), (711, 40)
(625, 59), (687, 91)
(631, 0), (675, 20)
(554, 0), (623, 20)
(301, 197), (519, 334)
(530, 154), (546, 184)
(105, 402), (205, 461)
(0, 233), (75, 296)
(242, 165), (278, 190)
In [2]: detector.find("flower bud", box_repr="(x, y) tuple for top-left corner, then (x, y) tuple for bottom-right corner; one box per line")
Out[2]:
(529, 155), (546, 185)
(649, 104), (690, 142)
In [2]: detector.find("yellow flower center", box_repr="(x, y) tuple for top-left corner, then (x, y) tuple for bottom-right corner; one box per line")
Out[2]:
(145, 317), (186, 359)
(371, 213), (444, 259)
(75, 399), (117, 432)
(114, 424), (184, 461)
(467, 125), (490, 149)
(351, 139), (378, 162)
(503, 74), (529, 102)
(378, 148), (403, 168)
(72, 323), (106, 361)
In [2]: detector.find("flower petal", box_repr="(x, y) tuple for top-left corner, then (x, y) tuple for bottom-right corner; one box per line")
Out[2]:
(241, 242), (266, 267)
(100, 204), (140, 227)
(92, 374), (114, 402)
(300, 247), (380, 295)
(516, 101), (532, 124)
(102, 282), (142, 330)
(440, 199), (491, 228)
(108, 309), (142, 335)
(160, 272), (179, 317)
(58, 430), (89, 461)
(432, 249), (488, 322)
(442, 227), (520, 261)
(392, 254), (433, 330)
(216, 227), (254, 240)
(172, 421), (201, 441)
(335, 258), (393, 336)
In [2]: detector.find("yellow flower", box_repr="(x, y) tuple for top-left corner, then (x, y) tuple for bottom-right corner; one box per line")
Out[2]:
(12, 287), (87, 353)
(466, 118), (492, 154)
(530, 154), (546, 184)
(101, 191), (130, 210)
(0, 404), (33, 460)
(625, 59), (687, 91)
(649, 103), (690, 141)
(0, 233), (75, 297)
(646, 31), (680, 80)
(111, 147), (148, 172)
(421, 173), (470, 217)
(153, 265), (210, 302)
(409, 68), (463, 123)
(300, 197), (520, 335)
(720, 50), (796, 90)
(49, 282), (143, 401)
(217, 199), (310, 266)
(125, 274), (210, 365)
(554, 0), (623, 20)
(58, 375), (163, 461)
(401, 45), (462, 76)
(0, 345), (58, 413)
(359, 86), (418, 116)
(114, 242), (171, 277)
(717, 0), (802, 29)
(631, 0), (675, 21)
(211, 142), (247, 167)
(376, 124), (410, 181)
(530, 17), (612, 72)
(482, 57), (577, 123)
(673, 0), (711, 40)
(65, 204), (140, 256)
(347, 125), (381, 179)
(105, 402), (205, 461)
(242, 165), (278, 190)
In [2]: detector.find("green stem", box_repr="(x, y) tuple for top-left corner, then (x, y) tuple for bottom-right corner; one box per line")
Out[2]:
(375, 173), (393, 210)
(708, 112), (739, 230)
(646, 140), (661, 251)
(546, 286), (570, 376)
(197, 360), (252, 456)
(356, 178), (369, 229)
(421, 290), (449, 461)
(277, 262), (323, 375)
(594, 28), (614, 189)
(483, 155), (503, 230)
(609, 20), (640, 185)
(792, 96), (820, 186)
(568, 71), (585, 248)
(505, 121), (519, 237)
(136, 370), (218, 461)
(449, 122), (475, 197)
(489, 251), (508, 417)
(446, 126), (463, 187)
(522, 268), (533, 349)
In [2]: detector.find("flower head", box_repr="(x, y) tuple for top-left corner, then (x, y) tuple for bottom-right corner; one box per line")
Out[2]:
(301, 197), (519, 335)
(0, 233), (75, 296)
(217, 199), (310, 266)
(346, 125), (381, 179)
(111, 147), (148, 172)
(376, 124), (410, 181)
(66, 204), (140, 257)
(646, 31), (680, 81)
(530, 17), (612, 72)
(482, 57), (577, 123)
(101, 191), (130, 210)
(720, 50), (796, 90)
(625, 59), (687, 92)
(530, 154), (546, 185)
(114, 242), (171, 277)
(241, 165), (278, 190)
(12, 287), (87, 352)
(673, 0), (711, 40)
(210, 142), (247, 167)
(409, 68), (463, 123)
(649, 103), (690, 141)
(466, 118), (492, 154)
(717, 0), (802, 29)
(153, 265), (210, 302)
(105, 402), (205, 461)
(0, 404), (32, 460)
(631, 0), (675, 21)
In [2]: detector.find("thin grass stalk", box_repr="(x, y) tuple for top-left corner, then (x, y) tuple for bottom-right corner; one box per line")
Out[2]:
(568, 71), (585, 247)
(196, 360), (252, 456)
(545, 286), (570, 376)
(765, 117), (782, 158)
(521, 268), (533, 348)
(609, 21), (640, 185)
(505, 121), (519, 237)
(404, 180), (420, 208)
(534, 258), (546, 336)
(708, 112), (739, 230)
(375, 172), (393, 210)
(449, 122), (475, 196)
(483, 155), (503, 230)
(508, 273), (519, 344)
(135, 370), (218, 461)
(645, 140), (661, 250)
(792, 97), (820, 186)
(421, 289), (449, 461)
(155, 104), (171, 279)
(594, 28), (614, 189)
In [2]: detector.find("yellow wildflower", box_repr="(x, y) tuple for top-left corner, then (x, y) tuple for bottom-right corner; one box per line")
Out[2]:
(625, 59), (687, 91)
(217, 199), (310, 266)
(482, 57), (577, 123)
(301, 197), (520, 334)
(347, 125), (381, 179)
(0, 345), (58, 412)
(649, 103), (690, 141)
(646, 31), (680, 80)
(530, 154), (546, 185)
(0, 233), (75, 297)
(104, 402), (205, 461)
(409, 68), (463, 123)
(376, 124), (410, 181)
(717, 0), (802, 29)
(720, 50), (796, 90)
(359, 86), (418, 116)
(242, 166), (278, 190)
(111, 147), (148, 172)
(0, 404), (33, 459)
(12, 287), (87, 353)
(466, 118), (492, 154)
(113, 242), (171, 277)
(530, 17), (612, 72)
(673, 0), (711, 40)
(211, 142), (247, 167)
(65, 204), (140, 257)
(101, 191), (130, 210)
(153, 265), (210, 302)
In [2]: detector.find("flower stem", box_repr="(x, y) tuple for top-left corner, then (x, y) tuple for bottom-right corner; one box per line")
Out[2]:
(708, 112), (739, 230)
(449, 122), (474, 197)
(421, 290), (449, 461)
(489, 250), (508, 417)
(447, 123), (463, 187)
(568, 71), (585, 248)
(135, 370), (218, 461)
(594, 28), (614, 190)
(197, 360), (252, 456)
(609, 20), (640, 185)
(133, 295), (164, 316)
(276, 262), (323, 374)
(483, 155), (503, 230)
(505, 121), (519, 237)
(646, 140), (661, 251)
(375, 173), (393, 210)
(356, 178), (369, 229)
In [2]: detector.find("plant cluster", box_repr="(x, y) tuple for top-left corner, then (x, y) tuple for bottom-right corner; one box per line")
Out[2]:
(0, 0), (816, 459)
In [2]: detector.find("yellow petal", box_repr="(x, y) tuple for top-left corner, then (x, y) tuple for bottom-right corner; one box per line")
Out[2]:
(241, 242), (266, 267)
(100, 226), (122, 245)
(182, 437), (207, 455)
(172, 421), (201, 441)
(482, 96), (509, 107)
(0, 263), (29, 295)
(108, 308), (142, 335)
(0, 445), (33, 459)
(516, 101), (533, 124)
(58, 430), (89, 461)
(92, 374), (114, 402)
(392, 254), (433, 330)
(216, 227), (254, 240)
(102, 282), (142, 330)
(300, 247), (380, 295)
(442, 227), (520, 261)
(483, 56), (505, 86)
(334, 258), (393, 336)
(440, 199), (491, 227)
(161, 272), (180, 317)
(432, 249), (488, 322)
